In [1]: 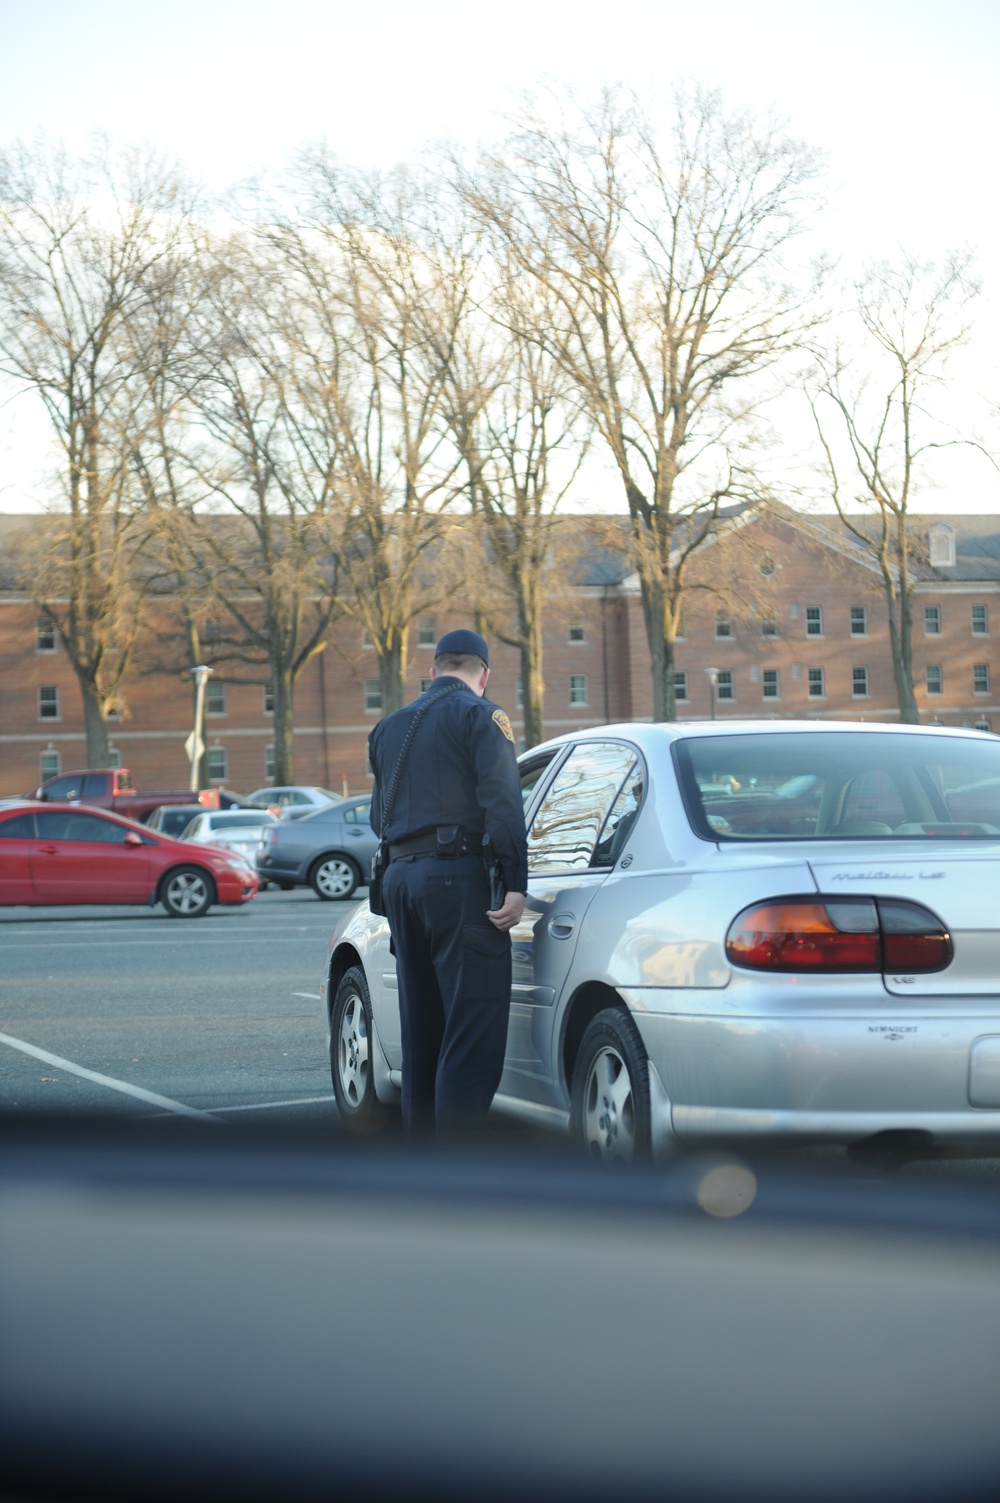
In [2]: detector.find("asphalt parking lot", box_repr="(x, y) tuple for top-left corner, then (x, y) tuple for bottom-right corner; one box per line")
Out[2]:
(0, 888), (344, 1122)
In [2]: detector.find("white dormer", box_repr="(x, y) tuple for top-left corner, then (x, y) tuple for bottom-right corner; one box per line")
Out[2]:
(928, 521), (956, 568)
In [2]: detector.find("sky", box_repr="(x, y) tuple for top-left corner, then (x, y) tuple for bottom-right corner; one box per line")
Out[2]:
(0, 0), (998, 513)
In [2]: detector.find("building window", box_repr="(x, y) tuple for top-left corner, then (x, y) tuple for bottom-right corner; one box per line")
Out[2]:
(924, 605), (941, 636)
(420, 678), (433, 693)
(674, 671), (688, 703)
(206, 681), (226, 716)
(972, 605), (989, 636)
(805, 606), (823, 637)
(808, 667), (825, 698)
(569, 674), (589, 706)
(714, 615), (733, 639)
(928, 522), (956, 568)
(762, 669), (779, 699)
(39, 686), (59, 720)
(716, 670), (734, 701)
(516, 677), (524, 708)
(364, 680), (382, 713)
(265, 744), (275, 780)
(976, 720), (992, 733)
(206, 746), (227, 782)
(926, 665), (943, 696)
(108, 746), (122, 770)
(761, 615), (778, 639)
(852, 666), (869, 697)
(789, 603), (801, 620)
(263, 682), (274, 714)
(974, 664), (991, 695)
(568, 622), (586, 643)
(850, 606), (868, 637)
(36, 619), (56, 652)
(39, 748), (60, 781)
(417, 618), (436, 648)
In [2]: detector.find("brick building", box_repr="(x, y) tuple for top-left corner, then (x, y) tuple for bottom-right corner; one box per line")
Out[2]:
(1, 504), (998, 798)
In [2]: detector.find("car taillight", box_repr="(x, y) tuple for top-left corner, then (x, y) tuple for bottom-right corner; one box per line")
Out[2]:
(726, 897), (952, 974)
(878, 900), (953, 972)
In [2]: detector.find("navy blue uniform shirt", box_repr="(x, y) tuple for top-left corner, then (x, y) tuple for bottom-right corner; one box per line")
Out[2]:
(368, 677), (528, 896)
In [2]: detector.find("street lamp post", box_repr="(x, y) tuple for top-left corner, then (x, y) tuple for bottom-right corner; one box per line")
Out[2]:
(705, 666), (719, 722)
(186, 665), (213, 791)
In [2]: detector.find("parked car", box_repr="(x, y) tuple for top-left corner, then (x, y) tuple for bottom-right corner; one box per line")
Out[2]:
(179, 808), (279, 862)
(145, 802), (216, 839)
(323, 720), (1000, 1157)
(246, 785), (342, 820)
(257, 796), (375, 899)
(0, 800), (258, 917)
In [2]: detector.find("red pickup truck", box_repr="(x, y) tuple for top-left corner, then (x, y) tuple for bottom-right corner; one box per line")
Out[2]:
(32, 768), (219, 823)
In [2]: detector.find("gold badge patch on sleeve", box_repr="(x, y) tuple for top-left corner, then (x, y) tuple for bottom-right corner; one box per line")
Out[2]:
(492, 709), (515, 743)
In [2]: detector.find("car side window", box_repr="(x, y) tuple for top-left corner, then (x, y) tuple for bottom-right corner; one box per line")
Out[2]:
(35, 811), (126, 843)
(41, 775), (82, 800)
(519, 753), (558, 813)
(592, 762), (644, 867)
(527, 742), (639, 875)
(344, 802), (371, 824)
(0, 813), (37, 838)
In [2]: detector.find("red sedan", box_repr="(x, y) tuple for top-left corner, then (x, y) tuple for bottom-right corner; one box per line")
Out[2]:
(0, 800), (259, 917)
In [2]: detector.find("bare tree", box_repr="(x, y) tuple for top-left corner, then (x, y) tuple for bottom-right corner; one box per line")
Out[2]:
(124, 228), (223, 784)
(809, 253), (984, 723)
(467, 87), (823, 719)
(285, 157), (475, 714)
(0, 139), (192, 763)
(187, 231), (343, 783)
(446, 259), (591, 746)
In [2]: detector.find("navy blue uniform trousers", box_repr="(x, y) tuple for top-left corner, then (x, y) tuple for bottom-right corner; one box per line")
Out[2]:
(383, 852), (512, 1135)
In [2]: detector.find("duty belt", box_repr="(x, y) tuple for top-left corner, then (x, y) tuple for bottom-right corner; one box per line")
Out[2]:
(387, 829), (477, 862)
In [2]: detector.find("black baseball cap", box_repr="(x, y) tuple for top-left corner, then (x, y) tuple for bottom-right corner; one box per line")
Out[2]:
(435, 628), (489, 667)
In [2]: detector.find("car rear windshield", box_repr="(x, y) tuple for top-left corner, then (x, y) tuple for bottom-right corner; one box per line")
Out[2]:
(674, 731), (1000, 841)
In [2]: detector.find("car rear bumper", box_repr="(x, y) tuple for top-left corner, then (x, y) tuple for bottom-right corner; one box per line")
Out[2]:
(626, 994), (1000, 1148)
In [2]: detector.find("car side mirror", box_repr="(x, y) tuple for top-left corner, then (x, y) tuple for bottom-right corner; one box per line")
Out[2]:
(124, 831), (143, 847)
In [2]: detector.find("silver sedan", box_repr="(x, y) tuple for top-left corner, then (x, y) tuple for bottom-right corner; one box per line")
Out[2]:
(179, 809), (278, 862)
(323, 721), (1000, 1159)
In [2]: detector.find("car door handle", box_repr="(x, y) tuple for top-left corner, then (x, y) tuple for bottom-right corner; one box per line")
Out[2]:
(548, 914), (575, 940)
(39, 844), (60, 855)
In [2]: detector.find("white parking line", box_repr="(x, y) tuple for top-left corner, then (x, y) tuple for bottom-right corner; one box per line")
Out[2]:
(292, 992), (322, 1000)
(207, 1096), (334, 1114)
(0, 1031), (225, 1121)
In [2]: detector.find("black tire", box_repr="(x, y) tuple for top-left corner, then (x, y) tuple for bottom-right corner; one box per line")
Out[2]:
(160, 864), (215, 919)
(310, 853), (360, 901)
(330, 966), (388, 1133)
(570, 1006), (651, 1161)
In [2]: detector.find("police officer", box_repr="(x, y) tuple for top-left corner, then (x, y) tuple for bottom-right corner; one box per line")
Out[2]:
(368, 629), (528, 1136)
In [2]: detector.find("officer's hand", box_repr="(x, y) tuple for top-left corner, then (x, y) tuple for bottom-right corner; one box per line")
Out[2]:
(487, 891), (526, 932)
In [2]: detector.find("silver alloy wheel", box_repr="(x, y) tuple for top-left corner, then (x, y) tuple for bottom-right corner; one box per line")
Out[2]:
(162, 867), (212, 918)
(337, 986), (370, 1110)
(580, 1044), (636, 1160)
(311, 856), (358, 900)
